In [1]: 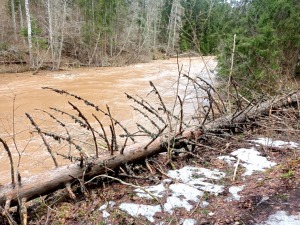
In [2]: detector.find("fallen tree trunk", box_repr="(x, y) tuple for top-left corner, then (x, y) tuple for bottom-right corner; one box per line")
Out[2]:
(1, 90), (300, 208)
(0, 136), (170, 207)
(0, 61), (27, 65)
(206, 90), (300, 130)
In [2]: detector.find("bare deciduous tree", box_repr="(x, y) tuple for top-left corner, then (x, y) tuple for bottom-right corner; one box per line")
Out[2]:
(24, 0), (33, 67)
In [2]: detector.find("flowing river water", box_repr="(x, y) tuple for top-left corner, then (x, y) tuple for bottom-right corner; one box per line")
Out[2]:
(0, 57), (217, 184)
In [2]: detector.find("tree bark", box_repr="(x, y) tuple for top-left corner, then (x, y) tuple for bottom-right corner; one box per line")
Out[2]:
(24, 0), (33, 67)
(1, 90), (300, 208)
(10, 0), (18, 43)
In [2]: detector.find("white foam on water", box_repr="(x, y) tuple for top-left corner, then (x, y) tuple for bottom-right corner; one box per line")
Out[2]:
(52, 73), (76, 80)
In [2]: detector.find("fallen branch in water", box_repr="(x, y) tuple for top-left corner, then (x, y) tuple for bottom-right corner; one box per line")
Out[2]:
(0, 90), (299, 215)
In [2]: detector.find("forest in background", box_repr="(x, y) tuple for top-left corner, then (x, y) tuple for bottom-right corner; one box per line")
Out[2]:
(0, 0), (299, 94)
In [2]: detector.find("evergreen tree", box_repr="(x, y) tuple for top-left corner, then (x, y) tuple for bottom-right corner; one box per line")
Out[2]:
(217, 0), (300, 95)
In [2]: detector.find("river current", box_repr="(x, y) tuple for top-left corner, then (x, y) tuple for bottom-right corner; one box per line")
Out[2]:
(0, 57), (217, 184)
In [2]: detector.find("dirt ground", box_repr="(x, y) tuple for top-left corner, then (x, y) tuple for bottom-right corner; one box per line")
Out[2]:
(1, 105), (300, 225)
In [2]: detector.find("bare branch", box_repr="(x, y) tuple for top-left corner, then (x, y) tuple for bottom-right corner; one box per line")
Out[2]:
(43, 87), (133, 142)
(0, 139), (15, 187)
(93, 114), (111, 154)
(68, 102), (99, 158)
(126, 93), (166, 124)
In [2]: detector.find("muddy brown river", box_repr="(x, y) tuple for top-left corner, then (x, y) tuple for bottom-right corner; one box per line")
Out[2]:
(0, 57), (216, 184)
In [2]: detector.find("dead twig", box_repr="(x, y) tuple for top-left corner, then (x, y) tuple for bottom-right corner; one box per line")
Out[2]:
(50, 107), (89, 130)
(0, 205), (17, 225)
(106, 105), (118, 152)
(37, 109), (73, 157)
(120, 136), (129, 155)
(85, 174), (162, 209)
(25, 113), (58, 167)
(233, 158), (240, 181)
(109, 126), (115, 156)
(69, 102), (99, 157)
(126, 93), (166, 124)
(41, 131), (90, 158)
(93, 114), (112, 155)
(43, 87), (134, 142)
(0, 138), (15, 187)
(137, 123), (156, 138)
(131, 105), (161, 131)
(20, 198), (27, 225)
(149, 81), (167, 112)
(177, 95), (183, 133)
(144, 124), (168, 150)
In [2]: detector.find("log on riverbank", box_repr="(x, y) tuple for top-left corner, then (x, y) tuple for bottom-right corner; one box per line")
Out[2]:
(206, 90), (300, 131)
(1, 90), (300, 209)
(0, 61), (27, 65)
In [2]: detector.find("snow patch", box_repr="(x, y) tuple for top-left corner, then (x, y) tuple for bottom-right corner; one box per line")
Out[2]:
(188, 180), (224, 195)
(99, 201), (116, 220)
(232, 148), (276, 176)
(99, 201), (116, 211)
(251, 138), (299, 149)
(164, 183), (203, 213)
(119, 166), (224, 222)
(134, 183), (166, 199)
(220, 148), (276, 176)
(167, 166), (225, 183)
(102, 210), (110, 218)
(218, 155), (236, 164)
(180, 218), (197, 225)
(169, 183), (203, 200)
(228, 186), (244, 201)
(119, 203), (161, 222)
(164, 196), (194, 213)
(258, 211), (300, 225)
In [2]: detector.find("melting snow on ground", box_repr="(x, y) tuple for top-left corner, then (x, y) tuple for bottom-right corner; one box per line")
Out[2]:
(118, 203), (161, 223)
(219, 147), (276, 176)
(258, 211), (300, 225)
(250, 137), (299, 149)
(99, 201), (116, 219)
(102, 138), (299, 223)
(228, 186), (244, 201)
(232, 147), (276, 176)
(117, 166), (225, 222)
(180, 218), (197, 225)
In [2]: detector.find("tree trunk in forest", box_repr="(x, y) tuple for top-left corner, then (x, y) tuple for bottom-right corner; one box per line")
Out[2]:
(18, 0), (26, 45)
(24, 0), (33, 67)
(1, 90), (300, 208)
(56, 0), (67, 69)
(10, 0), (18, 43)
(47, 0), (54, 70)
